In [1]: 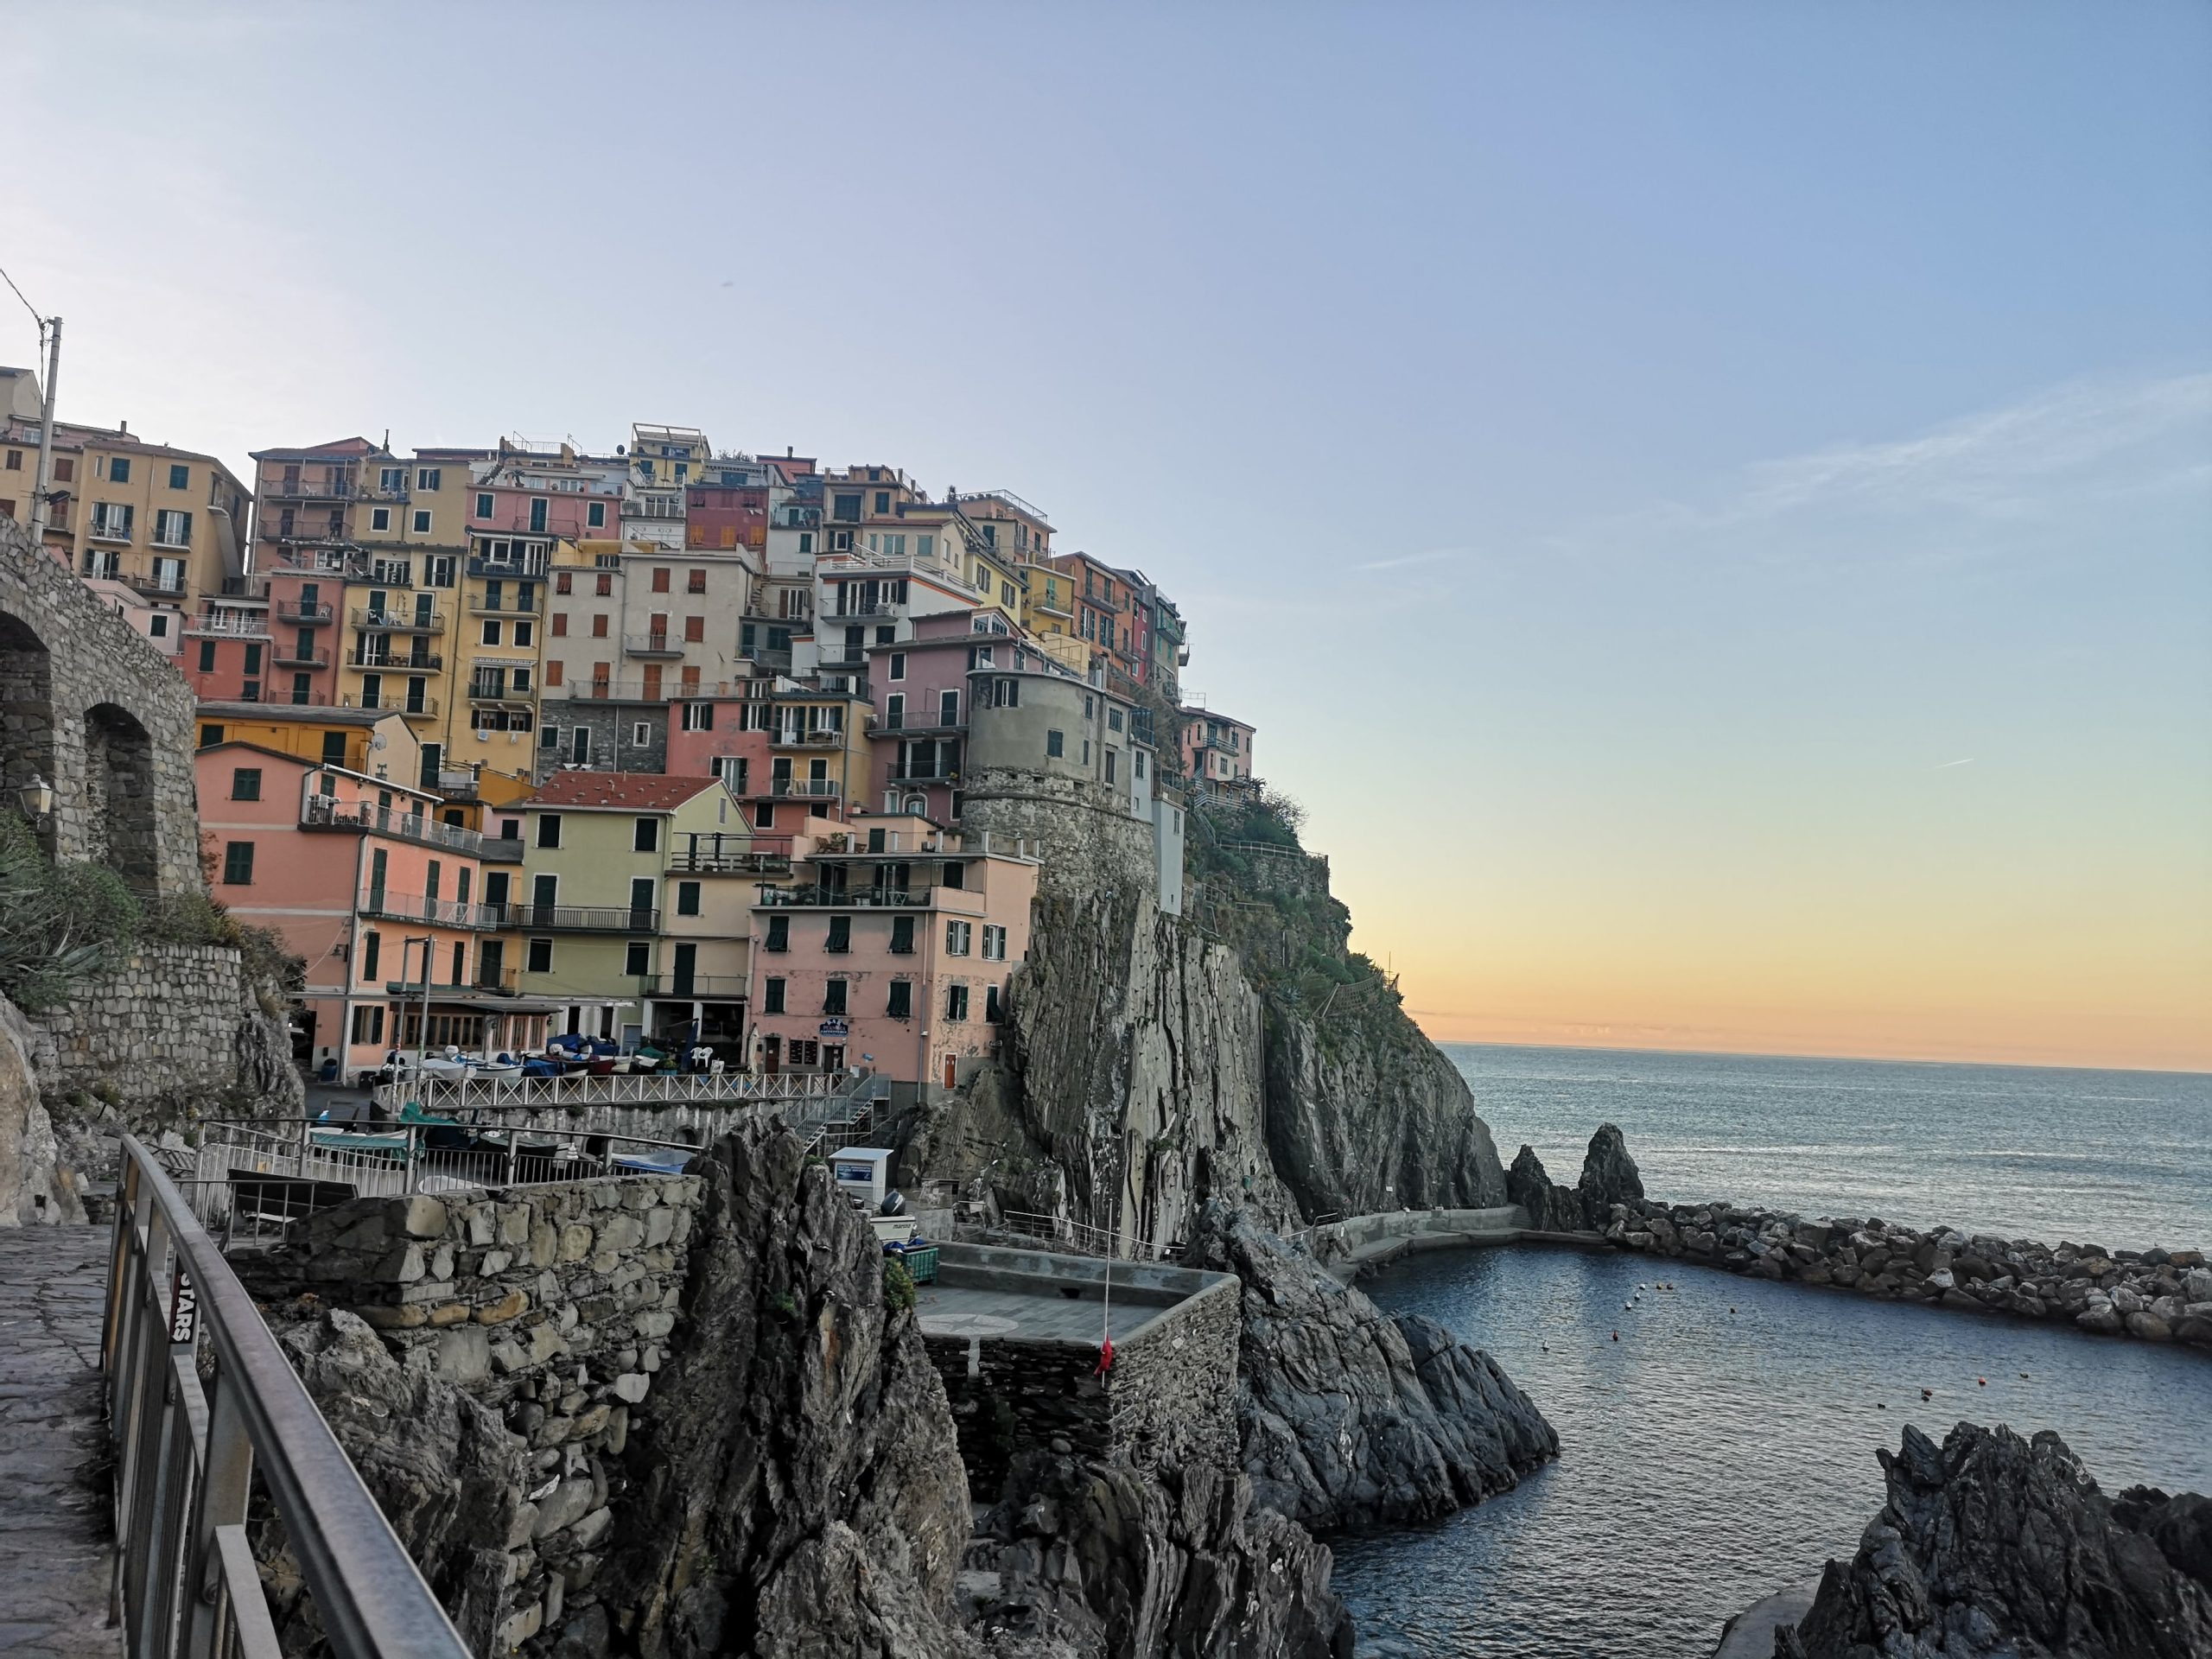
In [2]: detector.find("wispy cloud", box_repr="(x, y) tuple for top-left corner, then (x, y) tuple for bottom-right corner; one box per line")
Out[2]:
(1928, 758), (1975, 771)
(1351, 545), (1473, 573)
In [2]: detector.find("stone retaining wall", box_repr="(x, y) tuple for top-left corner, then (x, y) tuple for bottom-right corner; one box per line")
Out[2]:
(1600, 1196), (2212, 1350)
(34, 943), (251, 1107)
(265, 1173), (703, 1649)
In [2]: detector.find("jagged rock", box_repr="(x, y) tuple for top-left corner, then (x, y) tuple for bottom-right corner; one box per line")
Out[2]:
(976, 1450), (1351, 1658)
(266, 1309), (532, 1655)
(1576, 1122), (1643, 1216)
(1185, 1201), (1556, 1531)
(1777, 1422), (2212, 1659)
(0, 995), (86, 1226)
(1505, 1144), (1586, 1233)
(596, 1123), (978, 1659)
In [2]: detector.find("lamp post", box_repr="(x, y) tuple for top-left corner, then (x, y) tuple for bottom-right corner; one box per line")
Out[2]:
(16, 773), (54, 833)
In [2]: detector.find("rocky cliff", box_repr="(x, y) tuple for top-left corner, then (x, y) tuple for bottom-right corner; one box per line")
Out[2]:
(1503, 1123), (1643, 1235)
(919, 792), (1507, 1249)
(1185, 1202), (1557, 1531)
(0, 996), (86, 1225)
(1778, 1422), (2212, 1659)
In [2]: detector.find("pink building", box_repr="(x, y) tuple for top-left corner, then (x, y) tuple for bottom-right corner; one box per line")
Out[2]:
(196, 743), (544, 1080)
(744, 812), (1038, 1093)
(862, 610), (1014, 821)
(661, 689), (773, 799)
(1179, 705), (1256, 798)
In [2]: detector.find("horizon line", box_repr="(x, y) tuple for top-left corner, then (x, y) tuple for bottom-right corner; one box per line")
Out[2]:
(1406, 1027), (2212, 1078)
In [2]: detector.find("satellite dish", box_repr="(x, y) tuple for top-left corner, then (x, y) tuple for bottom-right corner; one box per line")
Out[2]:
(371, 733), (387, 750)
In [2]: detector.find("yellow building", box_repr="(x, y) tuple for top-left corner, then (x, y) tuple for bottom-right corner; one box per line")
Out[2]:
(191, 701), (421, 781)
(2, 371), (250, 618)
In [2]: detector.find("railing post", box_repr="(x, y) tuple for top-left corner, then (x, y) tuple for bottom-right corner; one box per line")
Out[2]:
(505, 1127), (519, 1185)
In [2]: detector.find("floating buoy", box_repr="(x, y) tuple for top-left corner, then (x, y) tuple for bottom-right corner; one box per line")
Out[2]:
(1611, 1330), (1619, 1342)
(1977, 1376), (1986, 1387)
(1878, 1402), (1887, 1408)
(1921, 1388), (1933, 1401)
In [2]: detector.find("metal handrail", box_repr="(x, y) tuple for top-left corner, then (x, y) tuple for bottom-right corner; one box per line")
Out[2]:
(102, 1134), (471, 1659)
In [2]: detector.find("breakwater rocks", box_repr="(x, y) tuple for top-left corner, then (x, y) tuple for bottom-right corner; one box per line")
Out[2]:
(1597, 1192), (2212, 1349)
(1186, 1200), (1558, 1531)
(1777, 1422), (2212, 1658)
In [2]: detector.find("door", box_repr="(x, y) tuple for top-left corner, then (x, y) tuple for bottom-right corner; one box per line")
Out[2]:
(420, 742), (442, 791)
(484, 870), (511, 915)
(671, 943), (696, 998)
(406, 676), (428, 715)
(413, 591), (433, 627)
(531, 873), (556, 925)
(367, 849), (387, 912)
(821, 1043), (844, 1073)
(476, 938), (504, 991)
(629, 877), (656, 928)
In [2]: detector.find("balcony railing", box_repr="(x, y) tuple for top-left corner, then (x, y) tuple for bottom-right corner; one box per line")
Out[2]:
(349, 648), (443, 671)
(467, 593), (541, 614)
(123, 571), (186, 597)
(505, 904), (661, 933)
(670, 833), (792, 874)
(887, 767), (961, 784)
(351, 607), (442, 632)
(264, 475), (355, 499)
(466, 553), (549, 578)
(358, 892), (511, 930)
(344, 694), (440, 717)
(771, 728), (847, 747)
(273, 600), (334, 624)
(271, 645), (331, 668)
(830, 600), (902, 619)
(756, 777), (841, 799)
(870, 715), (966, 737)
(623, 632), (684, 658)
(755, 884), (933, 908)
(186, 615), (270, 639)
(302, 794), (481, 853)
(467, 681), (535, 705)
(645, 973), (750, 998)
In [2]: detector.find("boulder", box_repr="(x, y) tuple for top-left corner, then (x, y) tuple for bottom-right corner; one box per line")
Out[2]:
(1504, 1145), (1586, 1233)
(1185, 1201), (1556, 1531)
(1575, 1122), (1643, 1217)
(1778, 1423), (2212, 1659)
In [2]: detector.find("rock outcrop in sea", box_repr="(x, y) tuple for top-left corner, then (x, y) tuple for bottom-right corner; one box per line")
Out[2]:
(1777, 1422), (2212, 1659)
(1504, 1122), (1643, 1234)
(1185, 1201), (1558, 1530)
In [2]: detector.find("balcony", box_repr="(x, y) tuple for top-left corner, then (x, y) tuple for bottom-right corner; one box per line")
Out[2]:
(771, 728), (847, 749)
(360, 479), (410, 503)
(358, 892), (510, 931)
(754, 885), (933, 908)
(467, 593), (541, 614)
(645, 973), (750, 999)
(121, 571), (187, 599)
(887, 767), (961, 784)
(505, 904), (661, 933)
(351, 607), (442, 632)
(342, 693), (441, 718)
(273, 599), (334, 624)
(185, 614), (270, 639)
(753, 777), (841, 800)
(270, 645), (329, 668)
(623, 632), (685, 658)
(264, 476), (355, 501)
(87, 519), (135, 545)
(349, 648), (443, 672)
(467, 553), (549, 578)
(830, 600), (903, 619)
(301, 794), (481, 853)
(869, 715), (965, 738)
(670, 834), (792, 875)
(467, 680), (535, 706)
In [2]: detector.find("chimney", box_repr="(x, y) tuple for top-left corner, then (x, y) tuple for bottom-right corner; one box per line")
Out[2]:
(118, 420), (129, 435)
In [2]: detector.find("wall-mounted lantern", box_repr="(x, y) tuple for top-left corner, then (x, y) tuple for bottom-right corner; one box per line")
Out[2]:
(16, 772), (54, 830)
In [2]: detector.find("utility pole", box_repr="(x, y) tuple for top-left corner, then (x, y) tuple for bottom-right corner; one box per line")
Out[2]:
(25, 315), (60, 546)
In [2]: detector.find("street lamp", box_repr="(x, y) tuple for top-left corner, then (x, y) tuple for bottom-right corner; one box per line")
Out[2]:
(16, 773), (54, 830)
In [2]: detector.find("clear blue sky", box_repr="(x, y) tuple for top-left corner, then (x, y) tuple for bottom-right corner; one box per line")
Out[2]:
(7, 3), (2209, 1065)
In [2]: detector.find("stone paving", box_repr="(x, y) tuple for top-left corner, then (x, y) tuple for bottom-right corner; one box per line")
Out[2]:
(0, 1225), (120, 1658)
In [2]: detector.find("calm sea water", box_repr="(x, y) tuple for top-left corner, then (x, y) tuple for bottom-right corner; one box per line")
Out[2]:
(1331, 1046), (2212, 1659)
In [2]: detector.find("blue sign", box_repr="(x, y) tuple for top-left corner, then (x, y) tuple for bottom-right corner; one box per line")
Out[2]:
(818, 1019), (849, 1038)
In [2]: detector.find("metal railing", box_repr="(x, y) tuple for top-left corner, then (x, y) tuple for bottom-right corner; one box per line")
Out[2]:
(349, 648), (443, 671)
(755, 884), (935, 908)
(271, 645), (330, 667)
(273, 600), (334, 624)
(350, 607), (443, 632)
(368, 1066), (861, 1116)
(102, 1134), (472, 1659)
(504, 902), (660, 931)
(990, 1209), (1181, 1262)
(623, 632), (683, 656)
(356, 891), (510, 929)
(466, 593), (540, 614)
(301, 795), (485, 855)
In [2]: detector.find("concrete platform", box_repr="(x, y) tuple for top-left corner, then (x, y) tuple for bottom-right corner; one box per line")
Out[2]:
(916, 1281), (1160, 1342)
(1712, 1580), (1821, 1658)
(0, 1224), (121, 1658)
(914, 1243), (1234, 1344)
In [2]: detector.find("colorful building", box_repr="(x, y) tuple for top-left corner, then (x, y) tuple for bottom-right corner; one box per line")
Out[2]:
(1179, 706), (1257, 798)
(745, 812), (1038, 1091)
(196, 741), (541, 1081)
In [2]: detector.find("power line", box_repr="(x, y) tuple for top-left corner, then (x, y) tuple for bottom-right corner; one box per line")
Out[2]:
(0, 262), (44, 332)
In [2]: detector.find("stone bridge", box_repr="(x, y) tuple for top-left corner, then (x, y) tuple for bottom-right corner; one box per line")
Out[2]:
(1, 519), (202, 895)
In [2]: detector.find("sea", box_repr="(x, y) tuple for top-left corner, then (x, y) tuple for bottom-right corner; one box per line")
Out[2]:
(1330, 1045), (2212, 1659)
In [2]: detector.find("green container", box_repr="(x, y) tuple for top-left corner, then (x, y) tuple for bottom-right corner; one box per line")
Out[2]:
(904, 1244), (940, 1286)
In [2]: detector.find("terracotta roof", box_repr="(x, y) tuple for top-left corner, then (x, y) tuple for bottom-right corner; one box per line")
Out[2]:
(523, 772), (724, 811)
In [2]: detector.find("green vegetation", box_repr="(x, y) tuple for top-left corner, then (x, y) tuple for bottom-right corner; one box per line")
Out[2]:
(0, 810), (305, 1014)
(881, 1255), (917, 1313)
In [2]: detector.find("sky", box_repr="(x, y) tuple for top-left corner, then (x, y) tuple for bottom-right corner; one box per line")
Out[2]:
(3, 3), (2208, 1071)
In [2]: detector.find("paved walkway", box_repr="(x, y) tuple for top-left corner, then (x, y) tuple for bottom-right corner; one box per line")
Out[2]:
(0, 1225), (121, 1658)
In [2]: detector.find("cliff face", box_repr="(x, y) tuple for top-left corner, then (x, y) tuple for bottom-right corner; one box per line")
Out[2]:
(0, 997), (86, 1225)
(1780, 1422), (2212, 1659)
(925, 791), (1505, 1246)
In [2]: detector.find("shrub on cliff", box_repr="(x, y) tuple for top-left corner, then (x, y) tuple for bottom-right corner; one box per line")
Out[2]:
(0, 810), (140, 1011)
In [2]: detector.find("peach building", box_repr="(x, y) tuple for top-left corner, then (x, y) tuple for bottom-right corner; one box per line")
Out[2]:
(744, 812), (1038, 1094)
(196, 743), (543, 1080)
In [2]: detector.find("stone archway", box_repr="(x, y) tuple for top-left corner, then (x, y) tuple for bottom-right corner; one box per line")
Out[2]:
(83, 702), (157, 890)
(0, 610), (55, 845)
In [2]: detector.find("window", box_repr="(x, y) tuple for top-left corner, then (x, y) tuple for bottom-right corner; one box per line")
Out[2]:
(887, 980), (912, 1019)
(149, 614), (168, 639)
(416, 467), (442, 491)
(514, 621), (533, 648)
(197, 639), (216, 672)
(359, 930), (382, 982)
(371, 507), (391, 531)
(939, 690), (960, 726)
(526, 937), (554, 973)
(762, 977), (786, 1014)
(631, 721), (651, 747)
(230, 767), (262, 801)
(537, 814), (562, 849)
(823, 978), (848, 1015)
(652, 567), (670, 593)
(890, 914), (915, 955)
(480, 619), (502, 646)
(221, 842), (255, 885)
(986, 985), (1003, 1023)
(624, 940), (651, 977)
(630, 876), (656, 916)
(884, 650), (908, 683)
(556, 570), (573, 594)
(944, 983), (969, 1021)
(764, 914), (789, 952)
(199, 723), (224, 748)
(874, 490), (890, 514)
(595, 573), (613, 596)
(592, 613), (608, 637)
(945, 920), (971, 956)
(550, 613), (568, 639)
(685, 568), (708, 594)
(632, 817), (659, 853)
(410, 510), (432, 534)
(676, 880), (701, 917)
(683, 614), (704, 643)
(1105, 749), (1117, 785)
(351, 1005), (385, 1044)
(108, 456), (131, 484)
(587, 500), (606, 528)
(982, 924), (1007, 961)
(1135, 750), (1147, 780)
(154, 509), (191, 546)
(1109, 707), (1123, 732)
(1046, 729), (1065, 759)
(426, 556), (454, 588)
(826, 915), (850, 954)
(90, 501), (134, 539)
